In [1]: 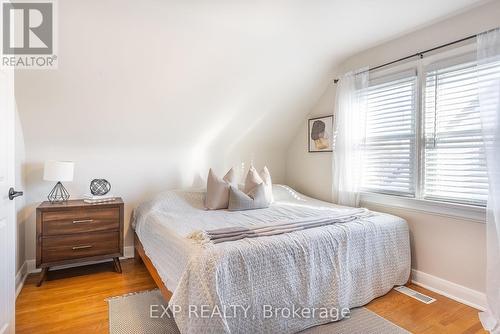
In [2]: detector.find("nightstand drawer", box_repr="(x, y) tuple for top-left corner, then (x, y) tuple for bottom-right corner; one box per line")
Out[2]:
(42, 207), (120, 236)
(42, 231), (120, 263)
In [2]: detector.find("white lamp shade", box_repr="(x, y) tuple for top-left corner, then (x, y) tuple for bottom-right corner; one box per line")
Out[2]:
(43, 161), (74, 182)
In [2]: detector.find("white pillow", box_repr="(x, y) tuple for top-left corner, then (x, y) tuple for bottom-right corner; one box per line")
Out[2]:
(243, 166), (273, 203)
(205, 168), (236, 210)
(228, 183), (270, 211)
(259, 166), (274, 203)
(243, 166), (263, 194)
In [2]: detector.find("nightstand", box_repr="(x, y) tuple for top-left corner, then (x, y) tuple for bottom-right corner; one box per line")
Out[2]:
(36, 198), (124, 286)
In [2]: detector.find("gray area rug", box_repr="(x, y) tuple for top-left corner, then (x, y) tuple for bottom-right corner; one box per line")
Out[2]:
(108, 289), (410, 334)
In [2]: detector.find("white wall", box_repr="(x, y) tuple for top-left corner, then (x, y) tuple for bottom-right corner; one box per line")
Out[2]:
(286, 0), (500, 302)
(21, 147), (285, 259)
(287, 85), (336, 203)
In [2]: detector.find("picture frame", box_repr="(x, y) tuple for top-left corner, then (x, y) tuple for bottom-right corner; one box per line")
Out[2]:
(308, 115), (334, 152)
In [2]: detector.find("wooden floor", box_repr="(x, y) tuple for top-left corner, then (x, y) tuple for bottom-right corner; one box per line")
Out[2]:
(16, 259), (486, 334)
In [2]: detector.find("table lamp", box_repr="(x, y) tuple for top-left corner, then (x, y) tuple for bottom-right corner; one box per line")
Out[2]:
(43, 160), (74, 203)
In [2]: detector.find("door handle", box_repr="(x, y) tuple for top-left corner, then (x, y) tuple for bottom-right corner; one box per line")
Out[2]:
(8, 187), (23, 200)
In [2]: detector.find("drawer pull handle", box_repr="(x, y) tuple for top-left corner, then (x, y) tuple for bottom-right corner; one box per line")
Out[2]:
(73, 219), (93, 224)
(72, 245), (93, 250)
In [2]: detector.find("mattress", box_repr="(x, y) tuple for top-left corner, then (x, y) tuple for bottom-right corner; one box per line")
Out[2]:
(133, 185), (410, 334)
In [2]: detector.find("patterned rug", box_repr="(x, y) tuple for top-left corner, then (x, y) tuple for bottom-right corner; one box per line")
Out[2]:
(107, 289), (410, 334)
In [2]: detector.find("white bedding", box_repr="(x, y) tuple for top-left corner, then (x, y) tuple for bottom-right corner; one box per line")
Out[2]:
(133, 185), (410, 334)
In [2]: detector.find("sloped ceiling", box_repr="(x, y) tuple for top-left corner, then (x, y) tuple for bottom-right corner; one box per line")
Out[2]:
(16, 0), (486, 170)
(15, 0), (490, 255)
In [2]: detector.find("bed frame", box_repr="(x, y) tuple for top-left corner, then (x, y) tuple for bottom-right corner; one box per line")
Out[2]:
(134, 232), (173, 301)
(134, 232), (412, 302)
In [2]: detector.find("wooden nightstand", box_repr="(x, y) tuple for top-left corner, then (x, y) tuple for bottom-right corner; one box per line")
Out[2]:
(36, 198), (124, 286)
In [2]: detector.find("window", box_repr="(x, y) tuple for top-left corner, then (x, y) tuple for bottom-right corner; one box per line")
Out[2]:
(362, 71), (417, 197)
(361, 48), (500, 207)
(424, 58), (488, 206)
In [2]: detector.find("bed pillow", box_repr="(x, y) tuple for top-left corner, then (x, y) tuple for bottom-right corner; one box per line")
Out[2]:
(205, 168), (237, 210)
(243, 166), (263, 194)
(243, 166), (273, 203)
(259, 166), (274, 202)
(228, 183), (270, 211)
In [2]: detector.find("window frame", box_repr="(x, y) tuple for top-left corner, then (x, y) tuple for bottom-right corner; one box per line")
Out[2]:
(360, 43), (488, 221)
(361, 68), (419, 197)
(361, 60), (420, 199)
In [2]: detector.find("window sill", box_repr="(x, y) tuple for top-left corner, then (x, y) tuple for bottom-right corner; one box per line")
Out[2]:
(360, 192), (486, 223)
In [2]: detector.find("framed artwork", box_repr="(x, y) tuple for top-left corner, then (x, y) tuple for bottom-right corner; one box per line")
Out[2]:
(308, 115), (333, 152)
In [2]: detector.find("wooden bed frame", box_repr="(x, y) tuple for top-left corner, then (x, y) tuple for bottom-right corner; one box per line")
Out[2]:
(134, 232), (173, 301)
(134, 232), (412, 302)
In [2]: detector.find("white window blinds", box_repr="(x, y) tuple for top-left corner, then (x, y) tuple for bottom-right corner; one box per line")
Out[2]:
(362, 71), (417, 196)
(423, 58), (489, 206)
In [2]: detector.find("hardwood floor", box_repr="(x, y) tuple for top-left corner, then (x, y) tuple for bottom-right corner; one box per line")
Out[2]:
(365, 286), (486, 334)
(16, 259), (486, 334)
(16, 259), (157, 334)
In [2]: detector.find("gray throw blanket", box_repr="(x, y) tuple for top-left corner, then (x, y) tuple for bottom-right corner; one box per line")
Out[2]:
(189, 208), (372, 244)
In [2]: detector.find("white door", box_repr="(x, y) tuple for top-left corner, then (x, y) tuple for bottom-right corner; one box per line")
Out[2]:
(0, 66), (16, 333)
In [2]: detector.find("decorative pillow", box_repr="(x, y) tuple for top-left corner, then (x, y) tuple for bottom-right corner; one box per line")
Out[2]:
(205, 168), (237, 210)
(243, 166), (273, 203)
(259, 166), (274, 202)
(243, 166), (263, 194)
(228, 183), (270, 211)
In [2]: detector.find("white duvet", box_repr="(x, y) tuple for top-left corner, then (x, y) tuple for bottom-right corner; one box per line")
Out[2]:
(133, 185), (410, 334)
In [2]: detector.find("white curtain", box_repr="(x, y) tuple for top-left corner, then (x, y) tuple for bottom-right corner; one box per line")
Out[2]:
(332, 68), (369, 207)
(478, 28), (500, 334)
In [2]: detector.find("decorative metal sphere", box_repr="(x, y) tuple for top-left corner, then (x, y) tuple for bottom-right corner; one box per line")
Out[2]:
(90, 179), (111, 196)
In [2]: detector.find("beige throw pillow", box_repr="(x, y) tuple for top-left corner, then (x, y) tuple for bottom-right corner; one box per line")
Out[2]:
(205, 168), (237, 210)
(259, 166), (274, 202)
(243, 166), (273, 203)
(243, 166), (263, 194)
(228, 183), (270, 211)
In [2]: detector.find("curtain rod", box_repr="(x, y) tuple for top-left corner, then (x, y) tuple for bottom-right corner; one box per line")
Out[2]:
(333, 33), (477, 84)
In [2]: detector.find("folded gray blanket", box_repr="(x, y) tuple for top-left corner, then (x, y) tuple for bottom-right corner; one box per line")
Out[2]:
(189, 208), (372, 244)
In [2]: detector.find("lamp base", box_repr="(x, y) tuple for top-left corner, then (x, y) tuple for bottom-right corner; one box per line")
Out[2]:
(48, 181), (70, 204)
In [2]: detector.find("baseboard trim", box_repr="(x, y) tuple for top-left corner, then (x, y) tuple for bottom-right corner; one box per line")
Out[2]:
(123, 245), (134, 259)
(15, 261), (28, 298)
(411, 269), (487, 311)
(26, 246), (135, 274)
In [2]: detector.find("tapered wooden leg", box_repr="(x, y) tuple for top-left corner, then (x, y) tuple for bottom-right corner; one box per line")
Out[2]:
(134, 246), (142, 263)
(37, 267), (49, 287)
(113, 257), (122, 273)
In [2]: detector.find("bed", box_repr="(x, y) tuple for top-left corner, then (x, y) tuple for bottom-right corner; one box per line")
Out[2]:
(133, 185), (410, 334)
